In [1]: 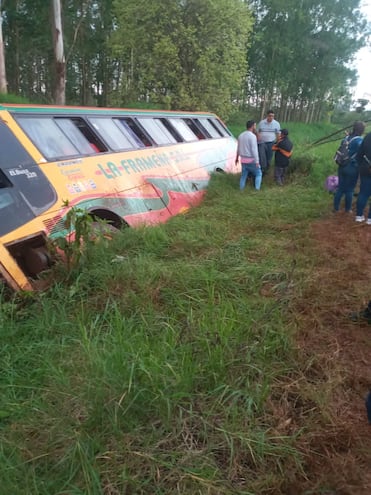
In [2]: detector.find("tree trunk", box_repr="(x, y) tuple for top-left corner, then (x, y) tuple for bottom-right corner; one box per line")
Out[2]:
(0, 1), (8, 93)
(51, 0), (65, 105)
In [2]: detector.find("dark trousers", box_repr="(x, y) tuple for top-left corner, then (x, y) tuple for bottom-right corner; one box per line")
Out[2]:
(274, 166), (286, 185)
(258, 141), (274, 174)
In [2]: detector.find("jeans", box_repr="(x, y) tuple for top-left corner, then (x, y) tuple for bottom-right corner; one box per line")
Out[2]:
(258, 142), (274, 173)
(333, 165), (359, 211)
(356, 175), (371, 218)
(240, 162), (262, 190)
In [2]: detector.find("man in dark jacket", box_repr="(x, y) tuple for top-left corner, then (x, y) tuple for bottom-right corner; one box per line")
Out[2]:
(272, 128), (293, 185)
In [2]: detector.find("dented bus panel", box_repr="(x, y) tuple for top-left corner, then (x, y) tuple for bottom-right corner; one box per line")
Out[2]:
(0, 104), (239, 290)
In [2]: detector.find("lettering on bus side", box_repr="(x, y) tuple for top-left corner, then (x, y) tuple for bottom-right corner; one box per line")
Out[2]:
(95, 150), (189, 179)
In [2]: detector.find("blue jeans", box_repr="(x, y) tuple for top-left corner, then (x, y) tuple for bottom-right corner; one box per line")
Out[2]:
(356, 175), (371, 218)
(333, 165), (358, 211)
(240, 162), (262, 190)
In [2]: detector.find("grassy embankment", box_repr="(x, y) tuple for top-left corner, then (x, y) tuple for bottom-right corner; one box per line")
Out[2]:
(0, 120), (352, 494)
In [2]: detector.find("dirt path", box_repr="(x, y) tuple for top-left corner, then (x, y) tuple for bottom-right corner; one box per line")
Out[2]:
(287, 212), (371, 494)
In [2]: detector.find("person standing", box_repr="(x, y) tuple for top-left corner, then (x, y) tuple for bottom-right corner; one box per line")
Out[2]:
(235, 120), (262, 191)
(257, 110), (280, 174)
(355, 130), (371, 223)
(272, 129), (293, 185)
(333, 121), (365, 213)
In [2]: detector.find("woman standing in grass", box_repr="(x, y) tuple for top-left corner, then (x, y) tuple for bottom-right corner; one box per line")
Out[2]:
(333, 121), (365, 213)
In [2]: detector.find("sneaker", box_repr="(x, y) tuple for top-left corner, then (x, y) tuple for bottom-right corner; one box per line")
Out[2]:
(367, 219), (371, 225)
(356, 215), (365, 222)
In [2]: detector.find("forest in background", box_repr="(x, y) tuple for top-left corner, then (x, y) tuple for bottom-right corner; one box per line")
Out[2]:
(0, 0), (369, 121)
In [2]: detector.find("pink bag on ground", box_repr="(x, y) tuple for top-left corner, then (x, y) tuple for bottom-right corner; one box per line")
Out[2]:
(324, 175), (338, 193)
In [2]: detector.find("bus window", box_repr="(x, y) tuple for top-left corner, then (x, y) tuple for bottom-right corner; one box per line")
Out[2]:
(115, 119), (146, 148)
(167, 118), (198, 142)
(157, 118), (183, 142)
(136, 117), (178, 145)
(210, 118), (230, 137)
(55, 118), (97, 155)
(182, 118), (207, 139)
(17, 117), (79, 159)
(63, 117), (107, 153)
(119, 118), (153, 147)
(88, 117), (137, 151)
(198, 118), (223, 138)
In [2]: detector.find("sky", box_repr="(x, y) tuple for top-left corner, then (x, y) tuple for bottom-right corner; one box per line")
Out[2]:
(353, 0), (371, 102)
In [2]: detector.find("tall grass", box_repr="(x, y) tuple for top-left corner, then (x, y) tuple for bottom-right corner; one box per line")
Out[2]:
(0, 122), (342, 494)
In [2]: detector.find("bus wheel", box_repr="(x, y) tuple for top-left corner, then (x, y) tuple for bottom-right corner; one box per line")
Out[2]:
(24, 246), (53, 276)
(90, 221), (120, 241)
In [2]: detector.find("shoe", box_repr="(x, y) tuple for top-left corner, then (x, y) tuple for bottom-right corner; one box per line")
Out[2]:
(367, 219), (371, 225)
(355, 215), (365, 222)
(349, 301), (371, 324)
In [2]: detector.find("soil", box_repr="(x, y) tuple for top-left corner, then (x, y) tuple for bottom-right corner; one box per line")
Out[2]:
(286, 211), (371, 494)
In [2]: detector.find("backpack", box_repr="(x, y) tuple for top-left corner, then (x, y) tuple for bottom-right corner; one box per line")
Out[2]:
(333, 136), (357, 167)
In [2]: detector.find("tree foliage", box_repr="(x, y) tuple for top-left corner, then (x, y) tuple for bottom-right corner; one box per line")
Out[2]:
(0, 0), (368, 121)
(110, 0), (253, 116)
(246, 0), (368, 121)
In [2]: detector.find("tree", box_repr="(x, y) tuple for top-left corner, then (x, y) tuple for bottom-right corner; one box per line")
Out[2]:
(246, 0), (368, 121)
(111, 0), (253, 117)
(51, 0), (65, 104)
(0, 0), (7, 93)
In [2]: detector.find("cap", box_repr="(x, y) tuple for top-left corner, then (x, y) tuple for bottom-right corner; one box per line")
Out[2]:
(280, 129), (289, 136)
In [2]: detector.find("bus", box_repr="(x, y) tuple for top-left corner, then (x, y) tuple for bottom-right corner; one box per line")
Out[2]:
(0, 104), (239, 291)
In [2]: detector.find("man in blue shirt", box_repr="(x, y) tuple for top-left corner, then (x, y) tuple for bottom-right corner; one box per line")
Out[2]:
(257, 110), (280, 174)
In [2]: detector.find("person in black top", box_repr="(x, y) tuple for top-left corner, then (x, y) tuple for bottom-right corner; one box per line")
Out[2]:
(355, 131), (371, 223)
(272, 129), (293, 185)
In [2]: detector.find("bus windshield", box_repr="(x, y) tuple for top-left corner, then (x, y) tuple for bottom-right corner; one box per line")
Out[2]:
(0, 121), (57, 236)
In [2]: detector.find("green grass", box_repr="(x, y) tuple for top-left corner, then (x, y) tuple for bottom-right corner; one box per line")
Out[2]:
(0, 122), (342, 494)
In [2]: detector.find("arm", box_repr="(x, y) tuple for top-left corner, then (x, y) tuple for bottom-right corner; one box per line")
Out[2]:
(273, 139), (293, 158)
(235, 138), (240, 165)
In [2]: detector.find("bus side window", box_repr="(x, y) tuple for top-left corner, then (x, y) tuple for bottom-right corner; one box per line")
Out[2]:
(157, 118), (183, 142)
(136, 118), (178, 145)
(183, 118), (207, 140)
(69, 117), (107, 153)
(210, 118), (230, 137)
(17, 117), (79, 159)
(120, 118), (153, 147)
(198, 118), (223, 138)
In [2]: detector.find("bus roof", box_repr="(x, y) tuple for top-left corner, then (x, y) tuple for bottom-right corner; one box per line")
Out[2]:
(0, 103), (217, 118)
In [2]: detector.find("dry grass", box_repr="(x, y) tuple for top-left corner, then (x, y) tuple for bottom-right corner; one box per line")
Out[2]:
(274, 211), (371, 494)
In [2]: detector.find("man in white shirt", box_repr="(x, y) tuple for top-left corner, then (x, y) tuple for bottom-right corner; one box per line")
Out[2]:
(235, 120), (262, 191)
(257, 110), (280, 174)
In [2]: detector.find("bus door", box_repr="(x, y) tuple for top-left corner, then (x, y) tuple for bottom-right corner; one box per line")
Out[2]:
(0, 121), (57, 237)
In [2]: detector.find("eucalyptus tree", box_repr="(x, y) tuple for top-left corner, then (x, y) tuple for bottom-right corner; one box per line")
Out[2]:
(4, 0), (53, 101)
(62, 0), (118, 106)
(246, 0), (368, 121)
(51, 0), (65, 105)
(0, 0), (7, 93)
(111, 0), (253, 117)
